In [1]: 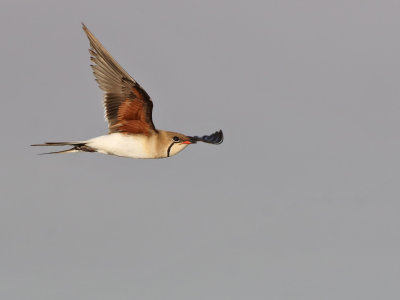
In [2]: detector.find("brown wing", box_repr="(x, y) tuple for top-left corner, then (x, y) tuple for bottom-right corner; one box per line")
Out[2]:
(82, 23), (156, 135)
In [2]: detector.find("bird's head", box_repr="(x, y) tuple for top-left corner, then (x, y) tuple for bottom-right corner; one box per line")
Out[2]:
(162, 131), (194, 157)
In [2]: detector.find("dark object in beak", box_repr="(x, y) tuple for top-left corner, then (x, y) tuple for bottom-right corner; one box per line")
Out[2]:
(189, 130), (224, 145)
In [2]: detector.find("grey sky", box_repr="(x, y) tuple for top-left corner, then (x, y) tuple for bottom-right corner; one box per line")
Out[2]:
(1, 1), (400, 299)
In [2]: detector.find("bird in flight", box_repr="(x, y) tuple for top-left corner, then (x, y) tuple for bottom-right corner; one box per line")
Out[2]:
(32, 23), (223, 158)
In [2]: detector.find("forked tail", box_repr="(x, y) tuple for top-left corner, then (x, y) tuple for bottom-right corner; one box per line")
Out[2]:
(31, 142), (95, 155)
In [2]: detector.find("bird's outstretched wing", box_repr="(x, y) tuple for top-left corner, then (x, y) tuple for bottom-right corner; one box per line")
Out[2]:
(82, 23), (156, 135)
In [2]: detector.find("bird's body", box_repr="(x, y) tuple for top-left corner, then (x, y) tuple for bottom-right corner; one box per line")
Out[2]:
(32, 24), (223, 158)
(86, 131), (189, 159)
(88, 133), (159, 159)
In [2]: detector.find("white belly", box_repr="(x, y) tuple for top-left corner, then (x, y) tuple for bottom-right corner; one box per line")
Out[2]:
(86, 133), (157, 159)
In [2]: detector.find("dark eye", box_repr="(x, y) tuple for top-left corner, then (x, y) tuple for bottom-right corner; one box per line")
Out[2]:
(172, 136), (180, 142)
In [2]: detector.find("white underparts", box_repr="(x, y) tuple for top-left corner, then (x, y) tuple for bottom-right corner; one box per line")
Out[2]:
(85, 132), (188, 159)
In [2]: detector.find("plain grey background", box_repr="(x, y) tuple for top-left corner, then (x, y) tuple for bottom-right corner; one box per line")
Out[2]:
(1, 0), (400, 299)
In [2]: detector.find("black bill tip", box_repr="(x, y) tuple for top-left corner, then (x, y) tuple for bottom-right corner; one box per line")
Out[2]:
(189, 130), (224, 145)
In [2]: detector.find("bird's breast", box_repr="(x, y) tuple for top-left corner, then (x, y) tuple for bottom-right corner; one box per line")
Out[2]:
(86, 133), (160, 159)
